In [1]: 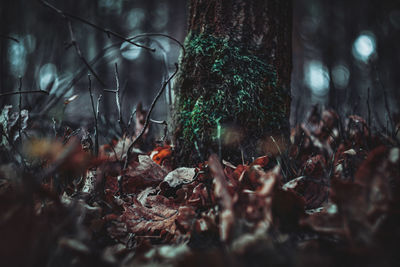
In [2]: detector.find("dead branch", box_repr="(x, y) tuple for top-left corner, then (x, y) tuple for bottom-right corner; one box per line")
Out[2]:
(367, 87), (371, 130)
(18, 77), (22, 146)
(39, 31), (183, 115)
(116, 63), (178, 195)
(38, 0), (155, 52)
(65, 19), (106, 87)
(123, 63), (179, 169)
(104, 63), (124, 133)
(0, 34), (19, 43)
(88, 75), (99, 156)
(130, 33), (186, 57)
(127, 108), (137, 132)
(0, 90), (49, 97)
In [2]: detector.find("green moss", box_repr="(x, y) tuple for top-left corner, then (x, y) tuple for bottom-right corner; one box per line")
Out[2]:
(175, 32), (290, 163)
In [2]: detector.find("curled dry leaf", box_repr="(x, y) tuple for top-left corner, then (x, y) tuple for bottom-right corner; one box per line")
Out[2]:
(163, 167), (196, 187)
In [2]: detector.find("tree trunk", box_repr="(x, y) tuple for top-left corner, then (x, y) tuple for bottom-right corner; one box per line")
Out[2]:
(172, 0), (292, 166)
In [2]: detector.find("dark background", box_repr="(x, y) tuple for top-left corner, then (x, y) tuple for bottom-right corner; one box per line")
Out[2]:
(1, 0), (399, 140)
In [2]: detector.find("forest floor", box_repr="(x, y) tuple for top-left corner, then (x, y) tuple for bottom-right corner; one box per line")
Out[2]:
(0, 106), (399, 267)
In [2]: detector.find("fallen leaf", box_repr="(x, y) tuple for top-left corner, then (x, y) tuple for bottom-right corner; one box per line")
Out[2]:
(163, 167), (196, 187)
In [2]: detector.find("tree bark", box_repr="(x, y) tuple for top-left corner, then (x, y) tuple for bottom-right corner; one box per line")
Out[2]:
(172, 0), (292, 165)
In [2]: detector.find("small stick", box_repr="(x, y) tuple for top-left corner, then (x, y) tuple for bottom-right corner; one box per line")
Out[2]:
(0, 90), (48, 97)
(66, 19), (106, 88)
(104, 63), (125, 134)
(0, 34), (19, 43)
(127, 108), (137, 131)
(88, 75), (99, 156)
(383, 90), (394, 136)
(114, 63), (124, 132)
(39, 31), (184, 115)
(374, 63), (394, 135)
(18, 77), (22, 146)
(124, 63), (179, 169)
(367, 87), (371, 130)
(130, 33), (186, 57)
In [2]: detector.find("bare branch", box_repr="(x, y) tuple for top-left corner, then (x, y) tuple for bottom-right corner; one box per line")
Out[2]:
(39, 31), (183, 115)
(39, 0), (155, 52)
(88, 75), (99, 156)
(129, 33), (186, 57)
(114, 63), (124, 132)
(18, 77), (22, 146)
(0, 90), (49, 97)
(383, 90), (394, 136)
(124, 63), (179, 169)
(373, 63), (394, 135)
(116, 63), (179, 195)
(367, 87), (371, 130)
(127, 108), (137, 131)
(0, 34), (19, 43)
(65, 19), (106, 87)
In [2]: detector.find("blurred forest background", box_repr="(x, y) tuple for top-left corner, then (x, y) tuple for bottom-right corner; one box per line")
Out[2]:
(1, 0), (399, 141)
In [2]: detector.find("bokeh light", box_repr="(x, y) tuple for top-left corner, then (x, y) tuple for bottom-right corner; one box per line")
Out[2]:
(305, 60), (330, 96)
(332, 64), (350, 89)
(8, 39), (27, 77)
(352, 32), (376, 62)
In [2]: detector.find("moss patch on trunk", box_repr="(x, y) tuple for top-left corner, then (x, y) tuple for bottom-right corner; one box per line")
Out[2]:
(174, 32), (290, 164)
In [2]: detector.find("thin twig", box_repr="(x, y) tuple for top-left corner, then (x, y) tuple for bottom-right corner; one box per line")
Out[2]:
(383, 90), (394, 136)
(0, 34), (19, 43)
(96, 94), (102, 153)
(114, 63), (124, 132)
(88, 75), (99, 156)
(367, 87), (371, 130)
(127, 108), (137, 131)
(39, 31), (183, 115)
(39, 0), (155, 52)
(18, 77), (22, 146)
(373, 63), (394, 135)
(120, 63), (179, 192)
(0, 90), (49, 97)
(129, 33), (186, 57)
(66, 19), (106, 87)
(38, 0), (107, 87)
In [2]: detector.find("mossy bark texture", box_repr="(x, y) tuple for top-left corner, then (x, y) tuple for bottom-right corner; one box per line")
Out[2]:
(172, 0), (292, 166)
